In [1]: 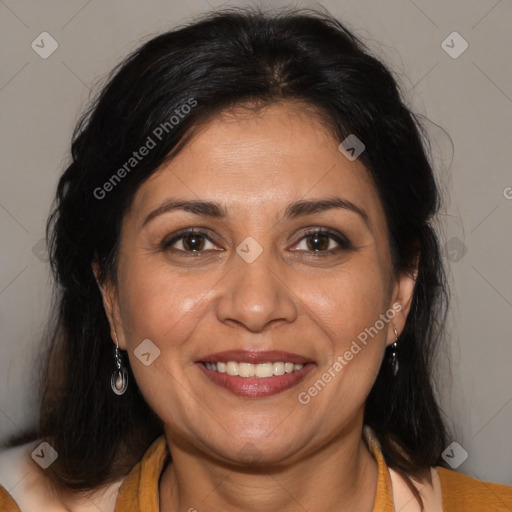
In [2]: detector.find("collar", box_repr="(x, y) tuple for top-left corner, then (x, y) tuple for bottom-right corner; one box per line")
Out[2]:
(115, 427), (395, 512)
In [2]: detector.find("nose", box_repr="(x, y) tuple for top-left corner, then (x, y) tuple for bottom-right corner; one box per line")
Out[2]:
(215, 249), (298, 332)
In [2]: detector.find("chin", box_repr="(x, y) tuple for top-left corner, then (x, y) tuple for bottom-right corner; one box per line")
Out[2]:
(211, 436), (301, 468)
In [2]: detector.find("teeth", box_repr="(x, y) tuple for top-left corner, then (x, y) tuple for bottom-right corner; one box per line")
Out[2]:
(273, 362), (285, 376)
(238, 362), (255, 377)
(204, 361), (305, 378)
(226, 361), (238, 376)
(255, 362), (273, 378)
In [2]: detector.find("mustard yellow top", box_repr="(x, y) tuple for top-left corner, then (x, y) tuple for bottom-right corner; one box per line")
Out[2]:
(1, 430), (511, 511)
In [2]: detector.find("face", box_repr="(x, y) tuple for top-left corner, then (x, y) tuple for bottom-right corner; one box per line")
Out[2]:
(97, 102), (415, 466)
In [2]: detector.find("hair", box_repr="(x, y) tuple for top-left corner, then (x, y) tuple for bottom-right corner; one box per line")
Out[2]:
(9, 6), (450, 509)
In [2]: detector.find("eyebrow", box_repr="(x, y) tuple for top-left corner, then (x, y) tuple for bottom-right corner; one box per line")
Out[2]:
(141, 197), (370, 228)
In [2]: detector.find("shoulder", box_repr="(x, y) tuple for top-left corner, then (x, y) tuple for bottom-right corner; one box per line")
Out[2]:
(1, 483), (21, 512)
(0, 443), (28, 511)
(0, 441), (124, 512)
(436, 466), (512, 511)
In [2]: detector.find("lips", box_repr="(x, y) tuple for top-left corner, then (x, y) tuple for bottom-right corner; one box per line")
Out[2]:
(195, 350), (315, 398)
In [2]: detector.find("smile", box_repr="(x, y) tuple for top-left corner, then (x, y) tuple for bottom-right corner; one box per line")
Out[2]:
(202, 361), (305, 378)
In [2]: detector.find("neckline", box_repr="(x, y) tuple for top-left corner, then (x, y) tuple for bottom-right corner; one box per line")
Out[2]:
(115, 427), (395, 512)
(362, 426), (396, 511)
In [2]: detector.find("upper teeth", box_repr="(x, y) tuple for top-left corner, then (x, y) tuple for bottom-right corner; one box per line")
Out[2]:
(204, 361), (304, 378)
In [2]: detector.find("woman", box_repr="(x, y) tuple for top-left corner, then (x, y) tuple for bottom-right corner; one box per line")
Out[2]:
(0, 7), (511, 512)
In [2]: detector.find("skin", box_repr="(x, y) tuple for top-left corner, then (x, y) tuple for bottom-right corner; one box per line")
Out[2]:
(95, 101), (417, 512)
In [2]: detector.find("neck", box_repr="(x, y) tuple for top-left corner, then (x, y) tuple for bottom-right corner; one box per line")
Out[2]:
(159, 423), (378, 512)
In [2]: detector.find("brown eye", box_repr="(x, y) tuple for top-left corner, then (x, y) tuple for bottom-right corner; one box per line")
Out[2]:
(291, 228), (354, 255)
(181, 233), (206, 251)
(161, 229), (219, 254)
(305, 232), (330, 252)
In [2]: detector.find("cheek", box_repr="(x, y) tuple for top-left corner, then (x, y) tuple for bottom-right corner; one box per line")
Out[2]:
(118, 256), (215, 343)
(300, 260), (390, 342)
(116, 258), (213, 424)
(115, 256), (223, 404)
(298, 256), (390, 401)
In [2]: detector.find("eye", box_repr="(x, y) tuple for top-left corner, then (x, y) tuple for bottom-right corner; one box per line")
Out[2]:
(290, 228), (353, 255)
(161, 229), (221, 254)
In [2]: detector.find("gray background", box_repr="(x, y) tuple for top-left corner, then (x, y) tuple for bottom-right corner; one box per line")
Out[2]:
(1, 0), (511, 485)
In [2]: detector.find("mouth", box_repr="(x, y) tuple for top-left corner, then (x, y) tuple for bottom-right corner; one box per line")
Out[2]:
(195, 350), (315, 398)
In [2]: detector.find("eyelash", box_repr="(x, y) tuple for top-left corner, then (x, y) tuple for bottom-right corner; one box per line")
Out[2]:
(160, 228), (354, 257)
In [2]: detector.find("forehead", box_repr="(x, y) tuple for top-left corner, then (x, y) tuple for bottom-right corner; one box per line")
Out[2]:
(129, 102), (385, 227)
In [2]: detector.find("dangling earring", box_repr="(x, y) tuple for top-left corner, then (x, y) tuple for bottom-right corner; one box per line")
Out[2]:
(111, 332), (128, 395)
(390, 325), (399, 376)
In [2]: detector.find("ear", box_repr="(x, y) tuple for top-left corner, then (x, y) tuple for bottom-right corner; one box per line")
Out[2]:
(385, 257), (418, 347)
(92, 259), (127, 350)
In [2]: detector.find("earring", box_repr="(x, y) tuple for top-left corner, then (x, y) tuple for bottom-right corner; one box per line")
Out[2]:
(111, 332), (129, 395)
(390, 325), (399, 376)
